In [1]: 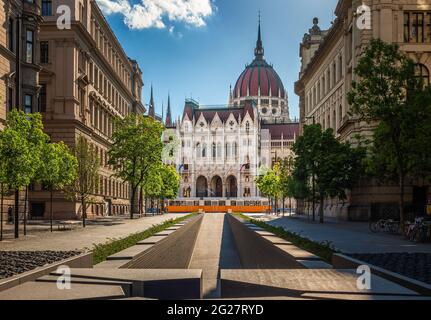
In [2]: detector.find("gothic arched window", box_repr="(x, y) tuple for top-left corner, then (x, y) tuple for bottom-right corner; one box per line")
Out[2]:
(212, 143), (216, 158)
(415, 64), (430, 86)
(196, 143), (201, 158)
(217, 143), (222, 158)
(202, 143), (207, 158)
(226, 142), (231, 157)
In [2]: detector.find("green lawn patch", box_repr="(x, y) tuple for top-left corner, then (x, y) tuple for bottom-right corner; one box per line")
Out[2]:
(234, 213), (337, 263)
(91, 213), (197, 265)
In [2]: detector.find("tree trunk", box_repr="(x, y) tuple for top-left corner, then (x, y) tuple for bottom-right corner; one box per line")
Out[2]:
(14, 189), (19, 239)
(282, 197), (285, 217)
(0, 185), (4, 241)
(138, 186), (142, 216)
(312, 175), (316, 222)
(50, 189), (53, 232)
(81, 198), (86, 228)
(130, 186), (137, 219)
(319, 194), (324, 224)
(399, 174), (405, 232)
(24, 186), (28, 235)
(144, 197), (147, 217)
(289, 197), (292, 216)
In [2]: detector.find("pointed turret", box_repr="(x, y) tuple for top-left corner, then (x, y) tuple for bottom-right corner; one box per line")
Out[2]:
(148, 85), (155, 118)
(254, 12), (264, 60)
(166, 94), (172, 127)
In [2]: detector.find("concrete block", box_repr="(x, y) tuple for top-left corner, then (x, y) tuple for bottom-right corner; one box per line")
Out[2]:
(0, 252), (93, 293)
(297, 260), (332, 269)
(49, 268), (203, 300)
(137, 236), (166, 245)
(275, 244), (321, 260)
(0, 281), (125, 300)
(220, 269), (420, 300)
(106, 245), (153, 260)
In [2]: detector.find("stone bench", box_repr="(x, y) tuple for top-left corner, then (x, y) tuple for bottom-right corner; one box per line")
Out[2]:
(57, 220), (82, 230)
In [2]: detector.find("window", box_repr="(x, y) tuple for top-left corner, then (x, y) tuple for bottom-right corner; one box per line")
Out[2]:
(41, 0), (52, 16)
(202, 144), (207, 158)
(404, 12), (431, 43)
(8, 18), (13, 52)
(7, 88), (13, 111)
(24, 94), (32, 114)
(39, 84), (47, 112)
(40, 41), (49, 63)
(212, 143), (216, 158)
(415, 64), (430, 86)
(26, 30), (34, 63)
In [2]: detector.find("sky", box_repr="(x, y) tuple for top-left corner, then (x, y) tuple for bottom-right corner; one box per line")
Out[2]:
(97, 0), (340, 121)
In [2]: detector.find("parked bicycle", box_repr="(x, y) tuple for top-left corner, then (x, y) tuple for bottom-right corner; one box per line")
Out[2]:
(405, 217), (430, 243)
(369, 219), (400, 234)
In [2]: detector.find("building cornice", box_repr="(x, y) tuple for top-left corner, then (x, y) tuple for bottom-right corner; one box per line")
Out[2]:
(296, 17), (344, 87)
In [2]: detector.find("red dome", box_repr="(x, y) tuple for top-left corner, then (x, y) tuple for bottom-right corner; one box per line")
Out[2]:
(233, 59), (285, 99)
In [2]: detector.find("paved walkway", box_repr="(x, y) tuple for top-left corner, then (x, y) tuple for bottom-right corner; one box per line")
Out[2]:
(0, 214), (185, 252)
(246, 214), (431, 254)
(188, 213), (241, 299)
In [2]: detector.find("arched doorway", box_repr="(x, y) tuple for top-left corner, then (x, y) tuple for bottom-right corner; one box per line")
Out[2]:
(210, 176), (223, 197)
(226, 176), (238, 198)
(196, 176), (208, 198)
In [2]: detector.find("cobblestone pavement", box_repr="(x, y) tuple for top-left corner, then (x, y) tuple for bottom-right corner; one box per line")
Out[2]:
(0, 214), (185, 251)
(0, 251), (81, 279)
(348, 253), (431, 285)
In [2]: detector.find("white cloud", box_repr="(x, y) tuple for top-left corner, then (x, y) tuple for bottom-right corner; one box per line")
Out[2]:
(97, 0), (214, 30)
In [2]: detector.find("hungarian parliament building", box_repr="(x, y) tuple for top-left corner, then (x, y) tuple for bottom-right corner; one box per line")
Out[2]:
(161, 22), (299, 201)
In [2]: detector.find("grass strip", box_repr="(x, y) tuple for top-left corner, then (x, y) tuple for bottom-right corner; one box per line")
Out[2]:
(234, 213), (337, 263)
(91, 213), (197, 265)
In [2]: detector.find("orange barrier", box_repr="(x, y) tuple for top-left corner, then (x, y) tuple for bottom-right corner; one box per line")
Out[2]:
(167, 205), (270, 214)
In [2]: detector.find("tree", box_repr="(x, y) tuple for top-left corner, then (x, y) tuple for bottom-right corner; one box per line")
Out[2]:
(142, 164), (163, 214)
(159, 164), (180, 213)
(256, 164), (281, 214)
(279, 157), (295, 216)
(109, 114), (164, 219)
(293, 124), (364, 223)
(38, 142), (78, 232)
(0, 110), (48, 238)
(66, 136), (100, 227)
(348, 39), (431, 227)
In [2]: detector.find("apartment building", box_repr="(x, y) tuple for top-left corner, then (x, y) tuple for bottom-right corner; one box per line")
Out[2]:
(295, 0), (431, 220)
(29, 0), (145, 219)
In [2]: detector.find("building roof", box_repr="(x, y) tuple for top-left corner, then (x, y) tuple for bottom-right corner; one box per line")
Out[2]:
(233, 19), (285, 99)
(182, 100), (255, 123)
(261, 122), (300, 140)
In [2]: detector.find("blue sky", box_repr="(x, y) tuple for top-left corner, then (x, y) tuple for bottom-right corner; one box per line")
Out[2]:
(99, 0), (339, 120)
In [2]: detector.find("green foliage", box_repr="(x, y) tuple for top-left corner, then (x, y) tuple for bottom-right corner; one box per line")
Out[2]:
(234, 213), (336, 263)
(66, 136), (100, 204)
(91, 213), (197, 264)
(159, 164), (180, 200)
(293, 124), (364, 199)
(0, 110), (49, 189)
(38, 141), (78, 191)
(256, 163), (281, 200)
(291, 124), (365, 221)
(347, 39), (431, 224)
(109, 114), (164, 215)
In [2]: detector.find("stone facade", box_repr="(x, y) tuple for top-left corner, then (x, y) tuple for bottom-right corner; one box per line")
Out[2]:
(295, 0), (431, 220)
(0, 0), (42, 219)
(28, 0), (145, 219)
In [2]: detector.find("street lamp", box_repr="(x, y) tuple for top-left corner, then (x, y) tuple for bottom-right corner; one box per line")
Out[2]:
(305, 115), (316, 222)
